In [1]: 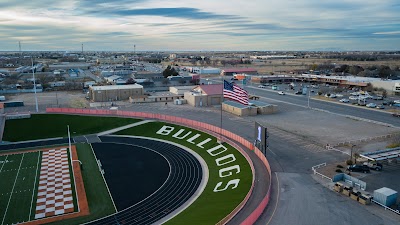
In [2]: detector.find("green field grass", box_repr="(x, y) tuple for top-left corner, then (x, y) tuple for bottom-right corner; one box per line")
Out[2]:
(0, 151), (42, 224)
(49, 143), (116, 225)
(3, 114), (252, 224)
(116, 121), (253, 225)
(3, 114), (141, 142)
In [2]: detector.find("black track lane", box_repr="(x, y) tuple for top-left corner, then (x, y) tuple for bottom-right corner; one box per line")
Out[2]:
(91, 142), (170, 210)
(0, 138), (70, 151)
(88, 136), (202, 225)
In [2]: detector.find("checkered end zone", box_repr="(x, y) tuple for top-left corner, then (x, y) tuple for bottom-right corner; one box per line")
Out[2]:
(35, 148), (75, 219)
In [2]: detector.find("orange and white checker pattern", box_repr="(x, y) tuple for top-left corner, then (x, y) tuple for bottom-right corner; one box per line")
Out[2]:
(35, 148), (75, 219)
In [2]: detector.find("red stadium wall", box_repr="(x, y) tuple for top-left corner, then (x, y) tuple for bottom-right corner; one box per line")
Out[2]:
(45, 108), (272, 225)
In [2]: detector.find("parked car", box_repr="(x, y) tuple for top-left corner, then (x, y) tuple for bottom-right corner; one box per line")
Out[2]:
(349, 96), (359, 100)
(336, 94), (344, 98)
(366, 103), (377, 108)
(258, 85), (266, 88)
(294, 91), (302, 95)
(363, 162), (383, 171)
(347, 165), (370, 173)
(278, 91), (285, 95)
(392, 113), (400, 117)
(376, 95), (384, 100)
(357, 102), (367, 106)
(382, 100), (394, 105)
(339, 98), (350, 103)
(376, 105), (385, 109)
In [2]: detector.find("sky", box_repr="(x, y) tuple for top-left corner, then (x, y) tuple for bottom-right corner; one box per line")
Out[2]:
(0, 0), (399, 51)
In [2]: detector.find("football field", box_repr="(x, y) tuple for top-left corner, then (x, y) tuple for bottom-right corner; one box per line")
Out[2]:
(0, 152), (42, 225)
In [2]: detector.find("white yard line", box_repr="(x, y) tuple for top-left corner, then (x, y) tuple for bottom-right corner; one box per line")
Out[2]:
(0, 155), (8, 173)
(89, 143), (118, 212)
(68, 147), (80, 213)
(1, 153), (25, 225)
(28, 152), (41, 220)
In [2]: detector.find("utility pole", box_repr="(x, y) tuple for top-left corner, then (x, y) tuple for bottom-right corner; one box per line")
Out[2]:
(19, 41), (22, 57)
(351, 144), (356, 164)
(81, 43), (83, 54)
(308, 89), (311, 108)
(31, 57), (39, 112)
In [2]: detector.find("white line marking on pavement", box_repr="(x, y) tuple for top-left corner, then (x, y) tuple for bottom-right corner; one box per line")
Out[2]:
(89, 143), (118, 213)
(267, 172), (280, 225)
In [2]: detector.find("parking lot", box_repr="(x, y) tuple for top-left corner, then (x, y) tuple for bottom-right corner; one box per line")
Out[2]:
(255, 81), (400, 113)
(3, 87), (400, 223)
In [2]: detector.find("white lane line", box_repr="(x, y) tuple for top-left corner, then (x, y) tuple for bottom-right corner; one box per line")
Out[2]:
(267, 147), (277, 156)
(29, 151), (41, 220)
(1, 153), (25, 225)
(0, 155), (8, 172)
(266, 172), (280, 225)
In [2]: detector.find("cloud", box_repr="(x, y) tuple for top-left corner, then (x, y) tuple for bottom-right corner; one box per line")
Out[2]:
(0, 0), (399, 51)
(373, 31), (400, 35)
(86, 7), (243, 21)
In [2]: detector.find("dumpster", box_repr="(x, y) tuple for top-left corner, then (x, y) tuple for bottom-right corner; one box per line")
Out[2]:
(373, 187), (397, 207)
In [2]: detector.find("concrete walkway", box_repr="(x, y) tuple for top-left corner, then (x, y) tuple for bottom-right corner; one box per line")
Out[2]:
(97, 120), (154, 136)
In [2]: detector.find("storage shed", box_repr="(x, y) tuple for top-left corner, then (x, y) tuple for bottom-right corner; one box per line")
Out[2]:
(373, 187), (397, 207)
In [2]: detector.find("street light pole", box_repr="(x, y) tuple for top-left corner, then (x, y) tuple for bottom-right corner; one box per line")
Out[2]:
(308, 90), (311, 108)
(31, 56), (39, 112)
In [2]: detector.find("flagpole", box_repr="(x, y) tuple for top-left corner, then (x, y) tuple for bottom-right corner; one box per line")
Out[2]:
(220, 75), (223, 143)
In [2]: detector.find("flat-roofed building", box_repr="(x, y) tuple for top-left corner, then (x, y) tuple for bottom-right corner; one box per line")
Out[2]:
(222, 100), (257, 116)
(89, 84), (143, 102)
(184, 84), (223, 107)
(169, 86), (196, 95)
(220, 68), (258, 76)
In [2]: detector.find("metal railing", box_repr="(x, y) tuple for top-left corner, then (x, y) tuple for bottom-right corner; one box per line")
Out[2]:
(371, 200), (400, 215)
(312, 163), (333, 182)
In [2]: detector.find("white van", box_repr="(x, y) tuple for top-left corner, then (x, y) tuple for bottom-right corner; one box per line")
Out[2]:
(0, 96), (5, 101)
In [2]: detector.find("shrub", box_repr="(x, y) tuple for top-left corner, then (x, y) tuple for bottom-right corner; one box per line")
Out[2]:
(346, 159), (353, 165)
(386, 143), (400, 149)
(336, 169), (343, 173)
(337, 165), (344, 168)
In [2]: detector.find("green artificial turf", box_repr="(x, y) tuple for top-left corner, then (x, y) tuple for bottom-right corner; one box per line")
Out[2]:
(3, 114), (140, 142)
(0, 152), (41, 224)
(116, 121), (253, 225)
(49, 143), (116, 225)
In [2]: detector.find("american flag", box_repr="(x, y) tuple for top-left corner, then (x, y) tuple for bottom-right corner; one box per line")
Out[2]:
(223, 80), (249, 105)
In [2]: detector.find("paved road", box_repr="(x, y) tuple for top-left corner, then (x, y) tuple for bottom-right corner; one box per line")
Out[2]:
(249, 86), (400, 126)
(82, 69), (103, 83)
(207, 77), (400, 127)
(110, 102), (400, 224)
(4, 87), (400, 224)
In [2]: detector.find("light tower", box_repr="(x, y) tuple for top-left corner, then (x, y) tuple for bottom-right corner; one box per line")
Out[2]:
(134, 44), (136, 54)
(81, 43), (83, 54)
(19, 41), (21, 56)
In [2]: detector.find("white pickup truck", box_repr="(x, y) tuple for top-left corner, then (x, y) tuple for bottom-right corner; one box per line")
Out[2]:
(363, 161), (383, 171)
